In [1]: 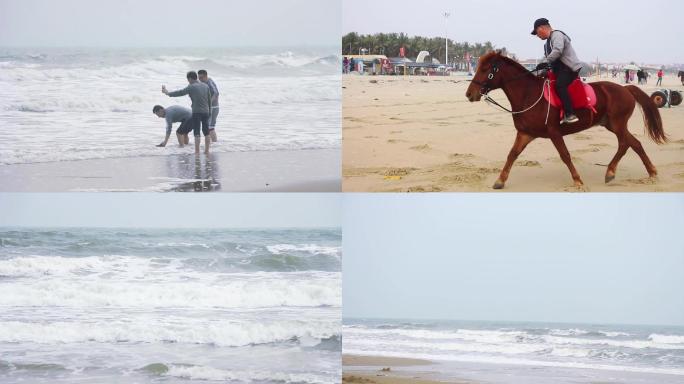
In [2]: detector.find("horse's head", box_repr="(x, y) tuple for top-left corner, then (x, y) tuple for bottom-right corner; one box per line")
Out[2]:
(466, 51), (506, 102)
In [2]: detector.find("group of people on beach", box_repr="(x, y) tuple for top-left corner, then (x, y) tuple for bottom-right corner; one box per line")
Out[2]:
(153, 70), (220, 154)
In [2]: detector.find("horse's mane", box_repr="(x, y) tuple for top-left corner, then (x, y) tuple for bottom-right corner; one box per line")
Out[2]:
(479, 51), (535, 78)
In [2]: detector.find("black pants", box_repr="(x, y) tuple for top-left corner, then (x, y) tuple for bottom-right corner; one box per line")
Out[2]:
(554, 64), (579, 116)
(190, 112), (210, 137)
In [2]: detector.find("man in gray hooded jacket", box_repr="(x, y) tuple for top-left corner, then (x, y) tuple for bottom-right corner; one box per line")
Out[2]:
(532, 18), (583, 125)
(162, 71), (212, 154)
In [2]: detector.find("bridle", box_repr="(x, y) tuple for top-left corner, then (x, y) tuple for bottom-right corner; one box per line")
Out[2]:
(469, 59), (504, 96)
(469, 58), (551, 122)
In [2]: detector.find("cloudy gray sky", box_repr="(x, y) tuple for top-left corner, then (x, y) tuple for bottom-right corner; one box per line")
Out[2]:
(343, 194), (684, 326)
(0, 0), (340, 47)
(0, 193), (341, 228)
(343, 0), (681, 64)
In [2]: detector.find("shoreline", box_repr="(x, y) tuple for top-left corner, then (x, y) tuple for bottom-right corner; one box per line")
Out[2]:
(343, 355), (476, 384)
(0, 148), (340, 192)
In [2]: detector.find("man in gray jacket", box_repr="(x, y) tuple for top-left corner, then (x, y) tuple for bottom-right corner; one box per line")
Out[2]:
(153, 104), (192, 147)
(162, 71), (212, 154)
(198, 69), (219, 143)
(532, 18), (584, 125)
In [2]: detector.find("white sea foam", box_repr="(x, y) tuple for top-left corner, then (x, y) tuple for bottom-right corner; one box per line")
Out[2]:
(267, 244), (341, 257)
(0, 255), (341, 308)
(649, 334), (684, 344)
(164, 364), (336, 383)
(0, 49), (340, 165)
(0, 317), (339, 347)
(0, 276), (341, 309)
(341, 348), (684, 376)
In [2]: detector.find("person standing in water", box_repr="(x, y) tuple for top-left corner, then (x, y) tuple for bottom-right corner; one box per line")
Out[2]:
(162, 71), (212, 154)
(198, 69), (219, 143)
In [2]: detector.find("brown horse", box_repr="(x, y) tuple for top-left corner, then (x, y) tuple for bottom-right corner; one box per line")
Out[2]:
(465, 51), (666, 189)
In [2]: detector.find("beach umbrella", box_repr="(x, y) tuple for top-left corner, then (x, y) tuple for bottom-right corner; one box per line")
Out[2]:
(623, 64), (641, 71)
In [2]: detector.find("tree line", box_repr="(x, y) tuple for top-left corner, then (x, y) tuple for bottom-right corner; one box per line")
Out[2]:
(342, 32), (512, 64)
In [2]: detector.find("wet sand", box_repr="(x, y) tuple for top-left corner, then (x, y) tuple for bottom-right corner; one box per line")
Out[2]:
(0, 149), (340, 192)
(343, 355), (477, 384)
(343, 74), (684, 192)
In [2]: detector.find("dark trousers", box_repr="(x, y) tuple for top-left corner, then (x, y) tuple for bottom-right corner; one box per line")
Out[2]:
(191, 112), (210, 137)
(554, 64), (579, 116)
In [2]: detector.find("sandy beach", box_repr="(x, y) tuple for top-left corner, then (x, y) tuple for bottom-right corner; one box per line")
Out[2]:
(342, 74), (684, 192)
(0, 149), (340, 192)
(343, 355), (476, 384)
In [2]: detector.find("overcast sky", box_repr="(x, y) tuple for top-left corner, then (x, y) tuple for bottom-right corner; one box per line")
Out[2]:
(343, 194), (684, 326)
(343, 0), (681, 64)
(0, 0), (340, 47)
(0, 193), (341, 228)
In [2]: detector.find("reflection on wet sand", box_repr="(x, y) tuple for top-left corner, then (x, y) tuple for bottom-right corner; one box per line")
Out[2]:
(168, 153), (221, 192)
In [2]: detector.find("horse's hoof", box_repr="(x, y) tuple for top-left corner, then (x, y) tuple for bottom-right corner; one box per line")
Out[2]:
(605, 174), (615, 183)
(492, 181), (505, 189)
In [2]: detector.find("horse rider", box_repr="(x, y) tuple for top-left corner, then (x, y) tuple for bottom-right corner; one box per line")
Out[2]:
(531, 18), (584, 125)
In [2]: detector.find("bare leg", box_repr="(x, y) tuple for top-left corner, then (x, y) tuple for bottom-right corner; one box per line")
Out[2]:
(210, 129), (217, 142)
(194, 136), (201, 154)
(176, 132), (185, 147)
(493, 131), (535, 189)
(549, 132), (584, 187)
(204, 135), (211, 154)
(184, 134), (190, 145)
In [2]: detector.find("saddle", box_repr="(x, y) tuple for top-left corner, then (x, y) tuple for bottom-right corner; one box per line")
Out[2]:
(543, 71), (597, 118)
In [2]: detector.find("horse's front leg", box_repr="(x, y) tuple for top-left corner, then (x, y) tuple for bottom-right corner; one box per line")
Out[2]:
(549, 131), (584, 187)
(493, 131), (535, 189)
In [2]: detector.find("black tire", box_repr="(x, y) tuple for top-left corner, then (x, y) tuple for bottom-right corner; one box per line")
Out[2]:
(671, 91), (682, 106)
(650, 91), (668, 108)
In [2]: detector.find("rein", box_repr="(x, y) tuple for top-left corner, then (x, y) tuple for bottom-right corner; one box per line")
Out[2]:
(470, 59), (552, 124)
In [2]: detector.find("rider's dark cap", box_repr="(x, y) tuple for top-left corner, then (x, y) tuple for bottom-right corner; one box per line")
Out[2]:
(531, 18), (550, 35)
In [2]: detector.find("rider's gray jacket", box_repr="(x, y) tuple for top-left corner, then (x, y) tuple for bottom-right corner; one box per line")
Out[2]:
(542, 30), (583, 72)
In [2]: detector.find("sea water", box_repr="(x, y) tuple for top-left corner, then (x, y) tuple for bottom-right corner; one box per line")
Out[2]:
(0, 228), (341, 383)
(344, 318), (684, 383)
(0, 47), (340, 165)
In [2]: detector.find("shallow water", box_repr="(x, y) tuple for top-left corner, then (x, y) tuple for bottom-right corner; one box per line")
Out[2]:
(0, 47), (340, 165)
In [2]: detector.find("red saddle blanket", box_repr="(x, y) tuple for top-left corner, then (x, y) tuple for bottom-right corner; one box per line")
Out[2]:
(543, 71), (597, 117)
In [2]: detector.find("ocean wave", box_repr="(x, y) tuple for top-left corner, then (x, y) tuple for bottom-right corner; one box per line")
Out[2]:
(148, 364), (338, 383)
(0, 318), (340, 348)
(0, 278), (341, 309)
(0, 256), (341, 308)
(267, 244), (341, 257)
(650, 334), (684, 344)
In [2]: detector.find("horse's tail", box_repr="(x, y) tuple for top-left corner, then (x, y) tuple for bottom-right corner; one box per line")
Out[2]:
(625, 85), (667, 144)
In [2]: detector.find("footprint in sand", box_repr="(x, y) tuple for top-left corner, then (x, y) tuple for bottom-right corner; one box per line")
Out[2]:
(450, 153), (475, 160)
(573, 134), (592, 140)
(561, 185), (591, 192)
(625, 177), (658, 185)
(387, 139), (407, 144)
(409, 144), (431, 153)
(383, 168), (414, 177)
(440, 173), (485, 184)
(574, 147), (601, 154)
(363, 135), (379, 139)
(515, 160), (541, 167)
(406, 185), (443, 192)
(389, 130), (403, 134)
